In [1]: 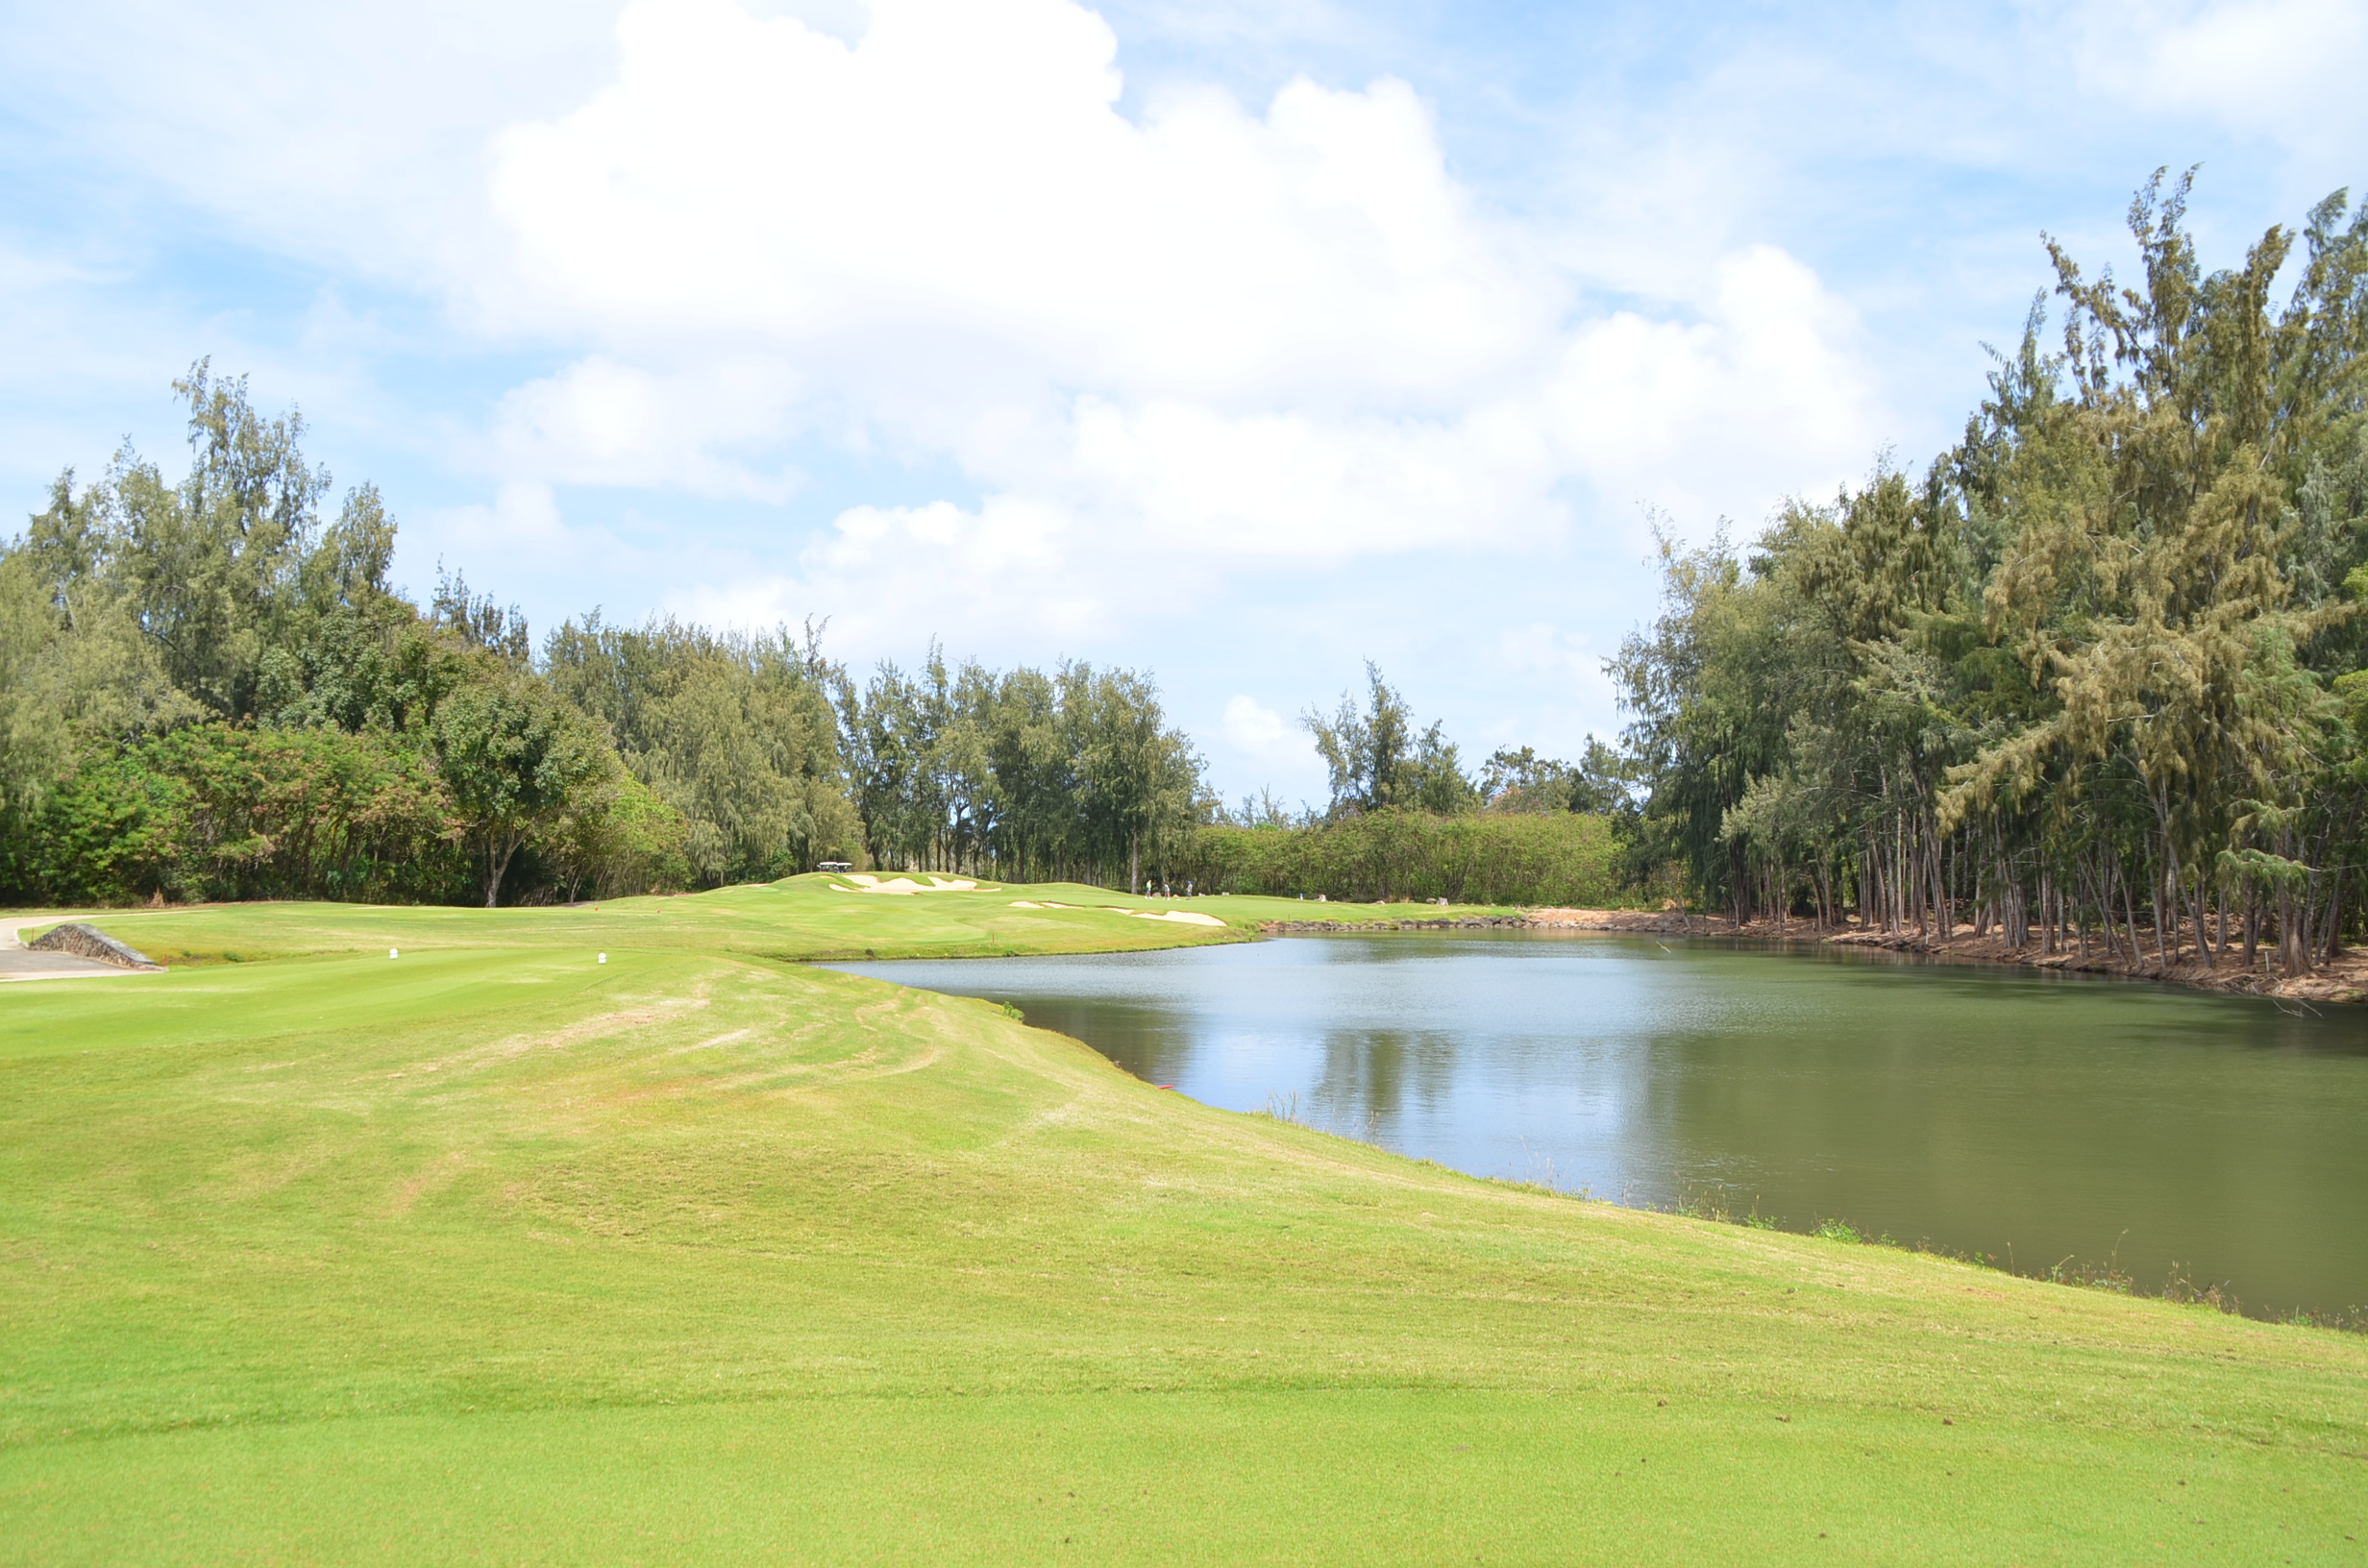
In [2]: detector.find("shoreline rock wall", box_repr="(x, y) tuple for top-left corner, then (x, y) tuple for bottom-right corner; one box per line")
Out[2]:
(1259, 908), (1712, 936)
(29, 923), (160, 970)
(1260, 906), (2367, 1003)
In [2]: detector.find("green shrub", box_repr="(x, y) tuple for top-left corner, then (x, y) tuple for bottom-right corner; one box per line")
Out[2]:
(8, 723), (471, 905)
(1174, 809), (1642, 906)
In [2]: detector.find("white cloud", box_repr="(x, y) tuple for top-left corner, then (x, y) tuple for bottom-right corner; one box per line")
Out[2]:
(459, 0), (1880, 625)
(2070, 0), (2368, 148)
(659, 492), (1087, 652)
(1221, 694), (1292, 755)
(489, 356), (807, 499)
(421, 480), (569, 555)
(1497, 622), (1603, 682)
(0, 0), (623, 282)
(483, 0), (1552, 404)
(1493, 621), (1619, 728)
(1551, 245), (1874, 524)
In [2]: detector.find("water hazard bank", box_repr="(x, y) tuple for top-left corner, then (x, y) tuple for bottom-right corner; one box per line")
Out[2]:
(834, 930), (2368, 1323)
(1291, 904), (2368, 1006)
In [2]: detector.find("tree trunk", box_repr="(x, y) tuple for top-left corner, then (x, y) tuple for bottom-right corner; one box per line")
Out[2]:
(2186, 871), (2214, 969)
(1930, 815), (1941, 933)
(2322, 865), (2345, 966)
(2281, 883), (2306, 978)
(2119, 863), (2141, 968)
(484, 834), (521, 909)
(2298, 877), (2315, 976)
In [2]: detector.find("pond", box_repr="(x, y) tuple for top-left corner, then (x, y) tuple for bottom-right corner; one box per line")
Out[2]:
(833, 931), (2368, 1321)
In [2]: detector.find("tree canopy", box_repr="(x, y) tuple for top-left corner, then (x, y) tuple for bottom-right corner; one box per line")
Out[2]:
(20, 173), (2353, 936)
(834, 647), (1203, 894)
(1614, 173), (2368, 970)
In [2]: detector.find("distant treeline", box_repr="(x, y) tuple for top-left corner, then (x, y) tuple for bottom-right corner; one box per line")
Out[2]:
(834, 651), (1200, 891)
(1180, 811), (1635, 907)
(0, 369), (1627, 909)
(0, 367), (1213, 905)
(1616, 175), (2368, 974)
(1154, 663), (1645, 904)
(52, 171), (2350, 928)
(828, 651), (1642, 901)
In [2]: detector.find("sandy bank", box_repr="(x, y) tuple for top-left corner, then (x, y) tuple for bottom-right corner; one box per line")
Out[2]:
(1264, 904), (2368, 1003)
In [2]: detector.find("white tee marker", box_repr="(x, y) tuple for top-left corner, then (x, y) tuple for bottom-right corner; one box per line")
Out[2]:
(598, 953), (607, 965)
(389, 948), (399, 959)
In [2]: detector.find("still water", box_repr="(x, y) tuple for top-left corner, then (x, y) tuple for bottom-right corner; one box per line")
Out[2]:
(834, 932), (2368, 1319)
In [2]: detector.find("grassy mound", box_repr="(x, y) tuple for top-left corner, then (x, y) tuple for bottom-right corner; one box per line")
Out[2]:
(15, 874), (1440, 968)
(2, 882), (2362, 1563)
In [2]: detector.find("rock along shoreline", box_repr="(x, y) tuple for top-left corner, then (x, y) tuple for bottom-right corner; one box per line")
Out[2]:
(1256, 908), (1717, 936)
(1259, 907), (2368, 1004)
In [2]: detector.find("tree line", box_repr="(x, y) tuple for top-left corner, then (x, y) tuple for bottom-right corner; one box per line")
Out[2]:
(0, 366), (1632, 910)
(1614, 173), (2368, 974)
(0, 364), (1635, 910)
(836, 649), (1200, 891)
(0, 366), (673, 906)
(1167, 662), (1641, 903)
(0, 366), (1218, 905)
(38, 170), (2335, 931)
(1180, 810), (1632, 906)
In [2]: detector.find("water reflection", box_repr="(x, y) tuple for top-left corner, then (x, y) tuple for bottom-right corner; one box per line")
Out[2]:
(831, 931), (2368, 1319)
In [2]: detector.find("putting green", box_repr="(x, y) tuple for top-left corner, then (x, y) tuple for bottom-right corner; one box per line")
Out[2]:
(1, 882), (2361, 1563)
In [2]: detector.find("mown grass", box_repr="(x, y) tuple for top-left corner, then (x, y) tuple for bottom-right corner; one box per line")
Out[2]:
(2, 880), (2363, 1563)
(10, 872), (1481, 968)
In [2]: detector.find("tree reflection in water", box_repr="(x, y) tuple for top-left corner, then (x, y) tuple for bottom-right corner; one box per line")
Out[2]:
(834, 931), (2368, 1321)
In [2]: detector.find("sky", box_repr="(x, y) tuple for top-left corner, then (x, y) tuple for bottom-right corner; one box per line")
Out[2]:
(1, 0), (2360, 809)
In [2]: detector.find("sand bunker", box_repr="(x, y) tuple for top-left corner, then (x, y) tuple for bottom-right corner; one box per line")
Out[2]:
(827, 874), (998, 895)
(1008, 899), (1224, 927)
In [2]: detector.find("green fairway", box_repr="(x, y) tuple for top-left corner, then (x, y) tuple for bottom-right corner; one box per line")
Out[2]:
(9, 873), (1450, 971)
(2, 883), (2363, 1563)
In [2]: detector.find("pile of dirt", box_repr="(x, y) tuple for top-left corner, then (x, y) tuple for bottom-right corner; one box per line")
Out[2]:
(29, 923), (160, 970)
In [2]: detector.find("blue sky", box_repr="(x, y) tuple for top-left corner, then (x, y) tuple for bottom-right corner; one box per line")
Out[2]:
(1, 0), (2359, 808)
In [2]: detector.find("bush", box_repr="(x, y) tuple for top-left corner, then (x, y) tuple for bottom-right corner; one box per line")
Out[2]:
(1174, 809), (1641, 906)
(5, 723), (472, 905)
